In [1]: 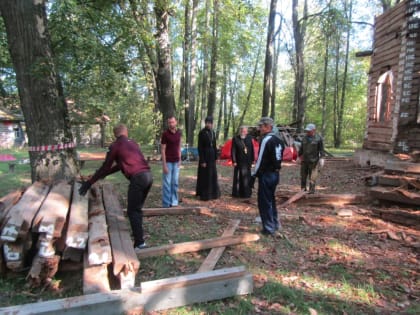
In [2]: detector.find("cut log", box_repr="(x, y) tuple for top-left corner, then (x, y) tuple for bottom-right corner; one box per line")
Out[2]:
(385, 160), (420, 174)
(88, 186), (112, 266)
(83, 252), (110, 295)
(32, 181), (72, 238)
(65, 182), (89, 250)
(278, 190), (307, 208)
(143, 206), (213, 217)
(0, 182), (50, 242)
(0, 189), (23, 227)
(197, 219), (240, 273)
(136, 233), (260, 259)
(370, 186), (420, 206)
(2, 266), (253, 315)
(102, 183), (140, 289)
(27, 254), (61, 287)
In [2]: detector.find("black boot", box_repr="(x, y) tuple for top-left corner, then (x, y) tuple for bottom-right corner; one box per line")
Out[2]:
(309, 183), (315, 194)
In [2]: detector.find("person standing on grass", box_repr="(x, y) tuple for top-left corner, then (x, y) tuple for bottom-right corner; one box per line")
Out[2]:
(298, 123), (325, 194)
(161, 116), (182, 208)
(231, 126), (255, 198)
(252, 117), (284, 236)
(196, 116), (220, 201)
(79, 124), (152, 251)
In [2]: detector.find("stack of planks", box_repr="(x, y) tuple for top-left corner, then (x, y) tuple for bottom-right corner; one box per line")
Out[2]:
(0, 180), (138, 292)
(369, 160), (420, 228)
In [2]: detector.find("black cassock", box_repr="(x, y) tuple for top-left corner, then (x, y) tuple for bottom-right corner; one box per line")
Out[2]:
(196, 127), (220, 201)
(231, 135), (254, 198)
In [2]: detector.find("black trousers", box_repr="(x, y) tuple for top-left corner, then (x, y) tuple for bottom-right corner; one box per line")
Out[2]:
(127, 171), (153, 247)
(232, 165), (252, 198)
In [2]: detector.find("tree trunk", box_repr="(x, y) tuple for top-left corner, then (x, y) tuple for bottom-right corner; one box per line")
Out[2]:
(154, 2), (176, 128)
(292, 0), (307, 132)
(200, 0), (210, 127)
(187, 0), (199, 146)
(182, 0), (191, 141)
(262, 0), (277, 118)
(207, 0), (219, 118)
(321, 37), (329, 137)
(336, 0), (353, 148)
(271, 27), (282, 121)
(333, 39), (340, 147)
(0, 0), (78, 182)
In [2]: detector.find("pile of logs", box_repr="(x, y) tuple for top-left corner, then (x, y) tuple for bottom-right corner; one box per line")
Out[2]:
(367, 160), (420, 228)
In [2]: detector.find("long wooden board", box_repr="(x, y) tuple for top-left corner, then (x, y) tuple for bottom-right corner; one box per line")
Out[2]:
(65, 182), (89, 250)
(0, 266), (253, 315)
(102, 183), (139, 289)
(0, 182), (50, 242)
(83, 252), (110, 295)
(143, 206), (213, 217)
(197, 219), (240, 273)
(136, 233), (260, 259)
(0, 189), (23, 227)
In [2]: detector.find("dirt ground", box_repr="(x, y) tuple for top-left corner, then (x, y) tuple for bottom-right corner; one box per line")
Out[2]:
(147, 157), (419, 314)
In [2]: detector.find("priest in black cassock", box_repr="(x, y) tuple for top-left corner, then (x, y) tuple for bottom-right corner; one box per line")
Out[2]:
(196, 116), (220, 201)
(231, 126), (255, 198)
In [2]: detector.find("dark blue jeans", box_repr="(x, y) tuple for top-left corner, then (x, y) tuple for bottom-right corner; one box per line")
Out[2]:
(257, 171), (280, 234)
(127, 171), (153, 247)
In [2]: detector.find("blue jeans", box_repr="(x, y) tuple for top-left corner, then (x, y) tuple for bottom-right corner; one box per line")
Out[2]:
(162, 162), (180, 207)
(257, 172), (280, 234)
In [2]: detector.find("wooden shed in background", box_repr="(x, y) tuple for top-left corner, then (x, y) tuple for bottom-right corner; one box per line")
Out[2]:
(356, 0), (420, 165)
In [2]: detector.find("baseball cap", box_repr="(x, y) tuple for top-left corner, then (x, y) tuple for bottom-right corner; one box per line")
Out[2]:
(258, 117), (274, 126)
(304, 123), (316, 131)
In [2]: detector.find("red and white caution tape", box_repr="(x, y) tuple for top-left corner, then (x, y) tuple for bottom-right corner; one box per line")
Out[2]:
(28, 142), (76, 152)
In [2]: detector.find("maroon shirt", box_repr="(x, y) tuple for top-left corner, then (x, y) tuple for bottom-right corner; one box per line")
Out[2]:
(89, 135), (150, 184)
(161, 129), (181, 163)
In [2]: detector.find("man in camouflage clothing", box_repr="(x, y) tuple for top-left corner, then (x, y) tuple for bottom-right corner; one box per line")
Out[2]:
(298, 123), (325, 194)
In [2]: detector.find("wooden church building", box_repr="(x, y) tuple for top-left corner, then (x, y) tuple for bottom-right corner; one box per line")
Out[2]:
(356, 0), (420, 165)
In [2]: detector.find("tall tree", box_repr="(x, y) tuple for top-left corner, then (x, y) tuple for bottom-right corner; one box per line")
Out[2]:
(207, 0), (219, 118)
(292, 0), (308, 131)
(380, 0), (400, 12)
(262, 0), (277, 117)
(0, 0), (78, 181)
(154, 1), (176, 125)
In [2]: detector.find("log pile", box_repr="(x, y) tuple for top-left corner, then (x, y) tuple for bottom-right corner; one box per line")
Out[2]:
(368, 160), (420, 228)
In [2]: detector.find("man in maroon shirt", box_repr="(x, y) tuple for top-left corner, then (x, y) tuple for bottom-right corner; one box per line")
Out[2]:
(161, 116), (181, 207)
(79, 124), (153, 250)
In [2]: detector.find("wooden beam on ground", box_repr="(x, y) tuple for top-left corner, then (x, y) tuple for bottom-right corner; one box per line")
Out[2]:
(87, 186), (112, 266)
(83, 252), (110, 295)
(197, 219), (240, 273)
(0, 189), (23, 228)
(65, 182), (89, 250)
(143, 206), (213, 217)
(136, 233), (260, 259)
(385, 160), (420, 174)
(27, 254), (60, 287)
(102, 183), (139, 289)
(370, 186), (420, 206)
(0, 182), (50, 242)
(32, 181), (72, 238)
(0, 266), (253, 315)
(278, 190), (307, 208)
(284, 193), (367, 206)
(371, 208), (420, 229)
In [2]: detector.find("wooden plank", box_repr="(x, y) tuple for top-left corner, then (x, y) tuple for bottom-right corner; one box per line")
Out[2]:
(27, 254), (60, 287)
(0, 182), (50, 242)
(289, 193), (367, 206)
(87, 186), (112, 266)
(65, 182), (89, 250)
(385, 160), (420, 174)
(370, 186), (420, 206)
(0, 189), (23, 227)
(136, 233), (260, 259)
(197, 219), (240, 273)
(0, 266), (253, 315)
(143, 206), (213, 217)
(32, 181), (72, 238)
(102, 183), (139, 288)
(278, 190), (307, 208)
(371, 207), (420, 228)
(83, 252), (110, 295)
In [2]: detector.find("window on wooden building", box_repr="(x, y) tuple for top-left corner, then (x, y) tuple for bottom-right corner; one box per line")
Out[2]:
(375, 70), (393, 122)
